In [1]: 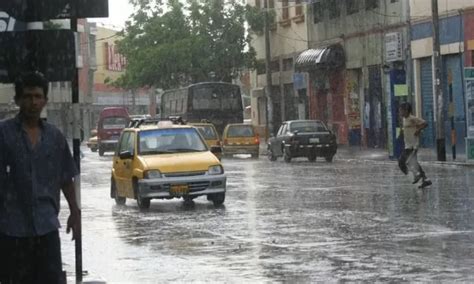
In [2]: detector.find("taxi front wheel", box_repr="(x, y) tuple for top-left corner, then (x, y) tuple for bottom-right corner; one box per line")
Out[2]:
(134, 180), (151, 209)
(111, 179), (126, 205)
(208, 192), (225, 206)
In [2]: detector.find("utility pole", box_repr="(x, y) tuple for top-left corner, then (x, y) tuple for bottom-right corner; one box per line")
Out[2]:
(71, 1), (83, 282)
(405, 0), (413, 105)
(263, 0), (273, 139)
(431, 0), (446, 161)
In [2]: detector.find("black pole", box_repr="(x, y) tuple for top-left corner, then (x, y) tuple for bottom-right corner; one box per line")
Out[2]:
(449, 79), (456, 160)
(432, 0), (447, 161)
(71, 14), (83, 284)
(263, 0), (273, 140)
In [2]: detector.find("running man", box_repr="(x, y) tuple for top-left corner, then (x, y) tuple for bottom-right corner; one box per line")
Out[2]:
(398, 102), (432, 188)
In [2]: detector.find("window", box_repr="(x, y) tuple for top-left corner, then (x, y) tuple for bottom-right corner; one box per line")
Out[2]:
(328, 0), (340, 18)
(346, 0), (359, 14)
(103, 117), (128, 129)
(289, 121), (327, 133)
(295, 0), (303, 16)
(390, 0), (399, 2)
(139, 128), (207, 154)
(282, 58), (293, 71)
(365, 0), (378, 10)
(255, 0), (261, 9)
(312, 2), (323, 23)
(281, 124), (288, 135)
(282, 0), (289, 20)
(118, 132), (135, 155)
(195, 126), (218, 139)
(270, 60), (280, 72)
(268, 0), (274, 9)
(256, 60), (265, 75)
(277, 125), (285, 136)
(227, 126), (255, 138)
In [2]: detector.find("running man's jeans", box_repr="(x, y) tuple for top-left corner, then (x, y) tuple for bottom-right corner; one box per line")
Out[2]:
(398, 148), (426, 179)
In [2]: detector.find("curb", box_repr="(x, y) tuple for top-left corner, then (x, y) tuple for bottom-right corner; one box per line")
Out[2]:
(335, 157), (474, 168)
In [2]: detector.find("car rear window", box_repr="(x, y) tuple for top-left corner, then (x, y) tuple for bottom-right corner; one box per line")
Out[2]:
(227, 125), (255, 137)
(289, 121), (327, 133)
(195, 126), (218, 139)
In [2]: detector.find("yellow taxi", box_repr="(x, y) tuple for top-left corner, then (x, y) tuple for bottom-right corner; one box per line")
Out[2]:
(110, 120), (226, 209)
(189, 122), (222, 160)
(222, 123), (260, 158)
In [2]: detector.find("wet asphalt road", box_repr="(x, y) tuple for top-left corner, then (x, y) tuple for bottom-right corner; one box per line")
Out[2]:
(59, 148), (474, 282)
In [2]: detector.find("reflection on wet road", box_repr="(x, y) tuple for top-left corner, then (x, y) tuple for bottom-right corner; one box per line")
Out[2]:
(59, 149), (474, 282)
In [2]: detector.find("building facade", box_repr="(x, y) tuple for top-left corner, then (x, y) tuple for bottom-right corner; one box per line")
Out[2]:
(248, 0), (310, 137)
(410, 0), (474, 157)
(91, 25), (154, 126)
(299, 0), (408, 148)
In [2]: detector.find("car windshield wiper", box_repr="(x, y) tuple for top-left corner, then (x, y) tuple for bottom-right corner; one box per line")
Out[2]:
(141, 150), (173, 155)
(167, 148), (204, 153)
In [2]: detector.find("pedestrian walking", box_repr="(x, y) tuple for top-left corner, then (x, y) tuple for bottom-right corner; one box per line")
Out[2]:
(0, 72), (80, 283)
(397, 102), (432, 189)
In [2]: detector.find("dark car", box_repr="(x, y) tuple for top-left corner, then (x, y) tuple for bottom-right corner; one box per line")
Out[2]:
(267, 120), (337, 163)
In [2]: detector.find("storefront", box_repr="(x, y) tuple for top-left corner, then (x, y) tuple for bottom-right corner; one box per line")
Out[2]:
(295, 44), (347, 144)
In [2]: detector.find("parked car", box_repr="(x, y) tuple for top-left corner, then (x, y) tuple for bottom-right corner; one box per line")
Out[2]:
(222, 123), (260, 158)
(86, 129), (98, 152)
(190, 122), (222, 160)
(111, 120), (226, 209)
(97, 107), (130, 156)
(267, 120), (337, 163)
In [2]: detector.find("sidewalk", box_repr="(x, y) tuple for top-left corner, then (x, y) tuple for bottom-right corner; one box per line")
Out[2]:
(337, 145), (473, 167)
(260, 142), (473, 167)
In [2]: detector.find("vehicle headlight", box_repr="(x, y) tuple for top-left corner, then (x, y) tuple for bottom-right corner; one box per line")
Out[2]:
(144, 170), (162, 179)
(208, 165), (224, 175)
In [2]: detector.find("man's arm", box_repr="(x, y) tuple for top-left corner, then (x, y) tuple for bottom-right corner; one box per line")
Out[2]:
(62, 181), (81, 240)
(414, 117), (428, 136)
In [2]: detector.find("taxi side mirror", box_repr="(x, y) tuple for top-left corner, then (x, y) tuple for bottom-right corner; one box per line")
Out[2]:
(210, 146), (222, 154)
(119, 150), (134, 160)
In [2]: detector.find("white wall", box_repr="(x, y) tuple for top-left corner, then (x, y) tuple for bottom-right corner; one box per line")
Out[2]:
(410, 0), (474, 19)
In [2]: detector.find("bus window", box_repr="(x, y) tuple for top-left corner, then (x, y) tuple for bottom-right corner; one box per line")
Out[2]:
(192, 86), (221, 110)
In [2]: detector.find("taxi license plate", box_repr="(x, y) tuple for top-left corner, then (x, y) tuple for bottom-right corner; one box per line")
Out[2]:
(309, 138), (320, 143)
(170, 184), (189, 196)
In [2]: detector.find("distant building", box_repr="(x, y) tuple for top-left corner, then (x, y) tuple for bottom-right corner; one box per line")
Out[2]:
(247, 0), (310, 137)
(91, 25), (154, 125)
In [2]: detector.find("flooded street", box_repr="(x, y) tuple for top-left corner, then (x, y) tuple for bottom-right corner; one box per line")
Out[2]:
(60, 148), (474, 282)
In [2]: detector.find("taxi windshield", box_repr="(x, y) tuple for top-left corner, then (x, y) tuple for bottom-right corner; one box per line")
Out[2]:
(138, 128), (207, 155)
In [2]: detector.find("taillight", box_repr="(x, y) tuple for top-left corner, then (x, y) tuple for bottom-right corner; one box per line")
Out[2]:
(223, 139), (228, 145)
(216, 140), (222, 146)
(254, 135), (260, 145)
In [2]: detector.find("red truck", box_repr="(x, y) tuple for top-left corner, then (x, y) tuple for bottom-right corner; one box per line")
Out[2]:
(97, 107), (130, 156)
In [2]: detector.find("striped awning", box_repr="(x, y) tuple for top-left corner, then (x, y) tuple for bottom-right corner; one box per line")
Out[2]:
(295, 44), (345, 71)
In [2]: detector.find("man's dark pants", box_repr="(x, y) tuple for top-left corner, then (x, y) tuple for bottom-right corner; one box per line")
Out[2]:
(0, 230), (63, 284)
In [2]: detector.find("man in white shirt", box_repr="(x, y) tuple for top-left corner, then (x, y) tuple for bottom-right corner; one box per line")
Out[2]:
(398, 102), (432, 188)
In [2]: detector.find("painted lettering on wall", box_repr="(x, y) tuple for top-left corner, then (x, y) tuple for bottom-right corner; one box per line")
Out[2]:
(106, 43), (127, 72)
